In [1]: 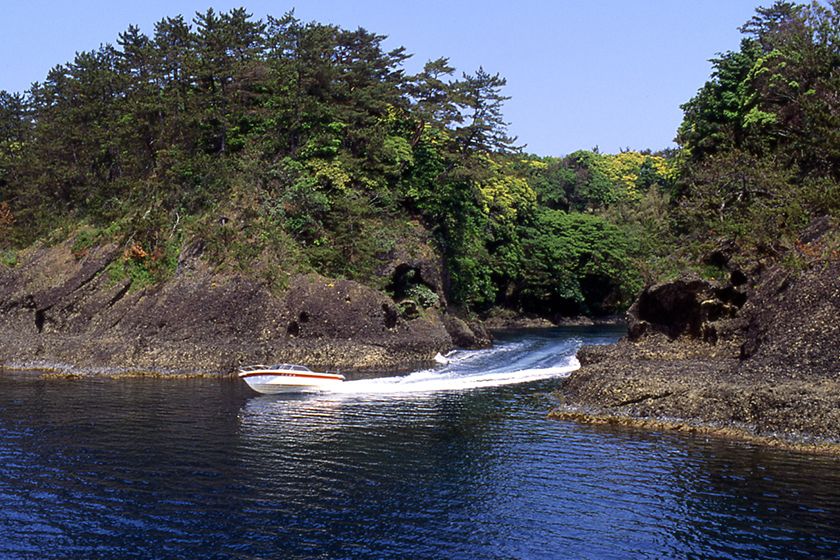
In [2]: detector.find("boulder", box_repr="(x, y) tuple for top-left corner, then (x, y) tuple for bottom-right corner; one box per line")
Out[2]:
(443, 314), (492, 349)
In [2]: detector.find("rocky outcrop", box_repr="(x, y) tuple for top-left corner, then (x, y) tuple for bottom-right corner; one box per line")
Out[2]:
(626, 276), (745, 342)
(442, 313), (492, 349)
(554, 222), (840, 448)
(0, 238), (455, 376)
(379, 220), (447, 307)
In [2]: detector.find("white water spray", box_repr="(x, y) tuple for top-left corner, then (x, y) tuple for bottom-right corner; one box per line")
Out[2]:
(328, 357), (579, 395)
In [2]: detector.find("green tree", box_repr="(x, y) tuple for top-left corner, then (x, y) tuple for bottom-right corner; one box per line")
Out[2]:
(519, 210), (642, 315)
(452, 67), (519, 155)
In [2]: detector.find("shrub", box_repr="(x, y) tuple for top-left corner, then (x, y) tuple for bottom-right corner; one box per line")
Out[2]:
(406, 284), (440, 308)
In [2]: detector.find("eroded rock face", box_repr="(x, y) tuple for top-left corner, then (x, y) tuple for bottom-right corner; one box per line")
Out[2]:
(377, 220), (447, 308)
(736, 259), (840, 377)
(0, 239), (454, 376)
(626, 276), (746, 343)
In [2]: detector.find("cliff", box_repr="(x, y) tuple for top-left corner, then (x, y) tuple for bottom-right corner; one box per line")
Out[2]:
(0, 234), (489, 377)
(553, 218), (840, 449)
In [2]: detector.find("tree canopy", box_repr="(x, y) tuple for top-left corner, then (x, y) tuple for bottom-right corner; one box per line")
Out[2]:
(2, 3), (835, 319)
(674, 0), (840, 258)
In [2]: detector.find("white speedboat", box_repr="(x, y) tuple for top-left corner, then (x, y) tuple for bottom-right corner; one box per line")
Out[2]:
(238, 364), (345, 394)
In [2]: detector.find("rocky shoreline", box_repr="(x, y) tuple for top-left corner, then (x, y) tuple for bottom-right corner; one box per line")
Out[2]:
(0, 237), (490, 378)
(552, 220), (840, 452)
(552, 337), (840, 453)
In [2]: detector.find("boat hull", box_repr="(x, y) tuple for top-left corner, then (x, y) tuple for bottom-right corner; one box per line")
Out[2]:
(239, 371), (344, 394)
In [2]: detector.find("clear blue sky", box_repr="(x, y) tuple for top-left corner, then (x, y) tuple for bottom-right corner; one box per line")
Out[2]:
(0, 1), (764, 156)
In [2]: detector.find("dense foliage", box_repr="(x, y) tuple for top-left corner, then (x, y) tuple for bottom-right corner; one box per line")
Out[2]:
(1, 2), (836, 319)
(674, 0), (840, 260)
(0, 8), (653, 316)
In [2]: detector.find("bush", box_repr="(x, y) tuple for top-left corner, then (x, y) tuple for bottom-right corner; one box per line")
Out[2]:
(406, 284), (440, 308)
(0, 249), (17, 268)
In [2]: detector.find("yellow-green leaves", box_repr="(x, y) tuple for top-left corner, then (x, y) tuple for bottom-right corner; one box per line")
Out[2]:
(306, 158), (351, 192)
(381, 135), (414, 176)
(476, 157), (536, 224)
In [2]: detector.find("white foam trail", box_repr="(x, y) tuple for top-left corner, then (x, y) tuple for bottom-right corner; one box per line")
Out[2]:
(326, 356), (580, 396)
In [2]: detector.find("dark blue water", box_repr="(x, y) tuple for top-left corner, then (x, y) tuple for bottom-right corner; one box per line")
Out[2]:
(1, 327), (839, 559)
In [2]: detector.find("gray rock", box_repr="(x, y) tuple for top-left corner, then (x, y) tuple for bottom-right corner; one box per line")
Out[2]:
(0, 239), (455, 376)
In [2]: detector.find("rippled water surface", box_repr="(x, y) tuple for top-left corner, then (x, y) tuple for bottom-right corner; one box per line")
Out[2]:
(1, 327), (839, 559)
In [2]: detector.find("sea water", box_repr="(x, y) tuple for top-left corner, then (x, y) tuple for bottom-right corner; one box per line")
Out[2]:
(1, 327), (838, 559)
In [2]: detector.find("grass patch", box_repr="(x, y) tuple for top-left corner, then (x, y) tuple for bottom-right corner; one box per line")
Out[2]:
(0, 249), (18, 268)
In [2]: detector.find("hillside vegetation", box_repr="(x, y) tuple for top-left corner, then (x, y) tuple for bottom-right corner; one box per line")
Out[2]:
(1, 1), (838, 321)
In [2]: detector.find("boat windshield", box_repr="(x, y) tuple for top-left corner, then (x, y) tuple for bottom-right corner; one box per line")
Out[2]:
(270, 363), (312, 372)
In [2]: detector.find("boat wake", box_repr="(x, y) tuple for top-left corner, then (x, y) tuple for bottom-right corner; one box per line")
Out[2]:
(330, 357), (579, 395)
(322, 335), (582, 396)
